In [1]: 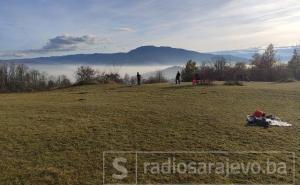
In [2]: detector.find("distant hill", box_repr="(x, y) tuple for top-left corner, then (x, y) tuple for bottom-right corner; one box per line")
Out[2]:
(211, 45), (300, 62)
(142, 66), (184, 80)
(0, 46), (247, 65)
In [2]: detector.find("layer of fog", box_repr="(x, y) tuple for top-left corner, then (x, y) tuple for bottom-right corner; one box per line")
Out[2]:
(29, 64), (173, 82)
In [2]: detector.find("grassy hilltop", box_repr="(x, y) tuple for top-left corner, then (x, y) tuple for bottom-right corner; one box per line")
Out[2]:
(0, 82), (299, 184)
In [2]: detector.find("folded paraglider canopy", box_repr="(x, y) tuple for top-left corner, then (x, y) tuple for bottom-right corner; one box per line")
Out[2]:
(246, 110), (292, 127)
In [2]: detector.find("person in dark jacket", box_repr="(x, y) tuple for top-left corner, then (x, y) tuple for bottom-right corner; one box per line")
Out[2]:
(175, 71), (181, 84)
(137, 72), (141, 85)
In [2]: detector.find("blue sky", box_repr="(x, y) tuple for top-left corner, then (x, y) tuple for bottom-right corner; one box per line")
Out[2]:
(0, 0), (300, 59)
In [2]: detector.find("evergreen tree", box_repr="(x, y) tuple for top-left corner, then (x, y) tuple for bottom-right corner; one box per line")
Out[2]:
(181, 60), (199, 82)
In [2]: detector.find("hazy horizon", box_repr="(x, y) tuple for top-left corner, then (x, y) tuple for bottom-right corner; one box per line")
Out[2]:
(30, 64), (175, 81)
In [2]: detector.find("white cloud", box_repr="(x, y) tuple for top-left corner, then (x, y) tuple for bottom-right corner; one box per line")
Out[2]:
(115, 27), (135, 32)
(0, 34), (111, 58)
(42, 35), (99, 51)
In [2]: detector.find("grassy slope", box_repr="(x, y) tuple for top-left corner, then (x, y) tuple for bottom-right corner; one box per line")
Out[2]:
(0, 82), (299, 184)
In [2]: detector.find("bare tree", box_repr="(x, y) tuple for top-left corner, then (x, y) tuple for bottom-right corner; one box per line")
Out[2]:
(75, 66), (96, 82)
(57, 75), (71, 87)
(214, 57), (227, 80)
(288, 49), (300, 80)
(123, 73), (130, 85)
(0, 63), (8, 90)
(155, 71), (165, 83)
(251, 44), (277, 81)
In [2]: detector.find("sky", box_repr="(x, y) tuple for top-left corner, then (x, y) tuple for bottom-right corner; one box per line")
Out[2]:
(0, 0), (300, 59)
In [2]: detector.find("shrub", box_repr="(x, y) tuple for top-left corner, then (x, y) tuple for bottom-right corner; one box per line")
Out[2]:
(144, 77), (168, 84)
(224, 80), (244, 86)
(144, 71), (168, 84)
(198, 80), (214, 85)
(73, 80), (99, 86)
(277, 78), (296, 83)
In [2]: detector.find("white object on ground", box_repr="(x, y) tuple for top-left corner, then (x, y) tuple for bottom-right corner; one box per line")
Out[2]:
(247, 115), (292, 127)
(265, 119), (292, 127)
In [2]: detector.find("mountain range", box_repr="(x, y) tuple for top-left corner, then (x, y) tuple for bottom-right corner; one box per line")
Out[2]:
(0, 46), (247, 65)
(1, 45), (298, 65)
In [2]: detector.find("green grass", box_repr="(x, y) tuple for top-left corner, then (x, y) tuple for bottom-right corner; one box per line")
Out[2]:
(0, 82), (299, 184)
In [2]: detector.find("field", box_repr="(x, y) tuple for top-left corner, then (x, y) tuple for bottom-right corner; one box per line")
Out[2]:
(0, 82), (299, 184)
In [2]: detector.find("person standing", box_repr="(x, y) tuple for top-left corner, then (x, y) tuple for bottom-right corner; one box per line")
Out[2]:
(137, 72), (141, 85)
(175, 71), (181, 84)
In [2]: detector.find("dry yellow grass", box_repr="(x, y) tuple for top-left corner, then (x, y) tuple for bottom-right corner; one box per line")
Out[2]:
(0, 82), (299, 184)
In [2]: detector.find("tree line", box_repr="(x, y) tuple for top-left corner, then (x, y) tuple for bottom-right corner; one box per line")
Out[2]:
(74, 66), (168, 85)
(0, 63), (71, 92)
(181, 44), (300, 83)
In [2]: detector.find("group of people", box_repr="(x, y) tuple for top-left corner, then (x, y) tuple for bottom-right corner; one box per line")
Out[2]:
(136, 71), (182, 85)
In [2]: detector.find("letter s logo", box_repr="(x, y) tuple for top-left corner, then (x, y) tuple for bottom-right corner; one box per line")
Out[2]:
(112, 157), (128, 180)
